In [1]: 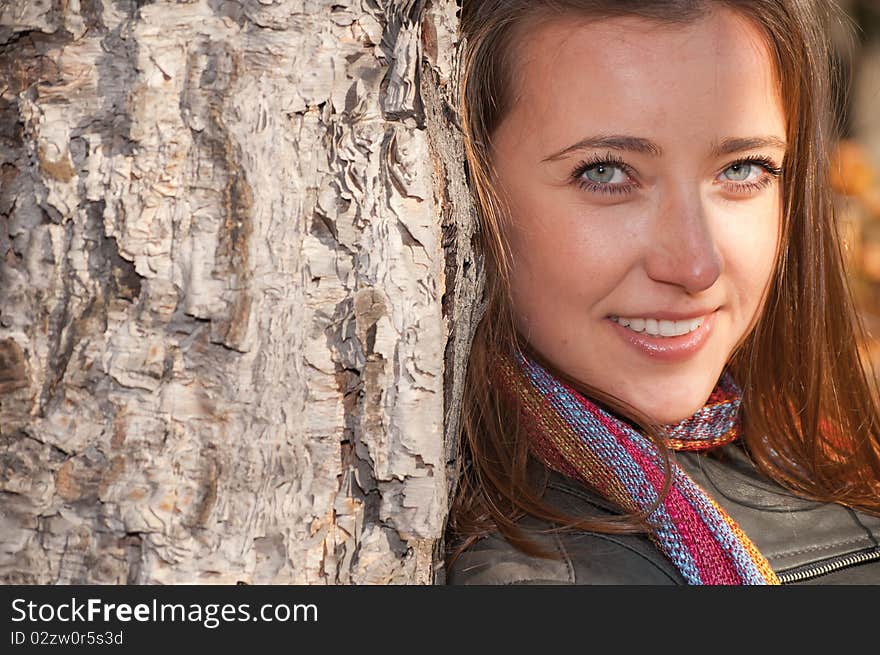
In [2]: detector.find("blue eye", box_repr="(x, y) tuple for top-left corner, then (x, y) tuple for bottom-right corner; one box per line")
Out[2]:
(717, 156), (783, 194)
(571, 154), (636, 196)
(584, 163), (627, 184)
(721, 162), (757, 182)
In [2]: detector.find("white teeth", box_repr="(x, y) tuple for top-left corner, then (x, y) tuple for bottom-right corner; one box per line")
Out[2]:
(610, 315), (704, 337)
(659, 320), (676, 337)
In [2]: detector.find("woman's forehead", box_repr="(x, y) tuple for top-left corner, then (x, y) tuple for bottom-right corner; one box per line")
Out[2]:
(497, 8), (786, 157)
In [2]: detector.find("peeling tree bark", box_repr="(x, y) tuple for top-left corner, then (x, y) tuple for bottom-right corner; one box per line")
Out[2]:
(0, 0), (479, 585)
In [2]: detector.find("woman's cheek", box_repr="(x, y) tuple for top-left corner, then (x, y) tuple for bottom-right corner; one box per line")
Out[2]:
(724, 197), (781, 321)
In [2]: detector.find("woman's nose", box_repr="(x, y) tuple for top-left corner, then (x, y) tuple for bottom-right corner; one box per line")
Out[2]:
(643, 186), (722, 294)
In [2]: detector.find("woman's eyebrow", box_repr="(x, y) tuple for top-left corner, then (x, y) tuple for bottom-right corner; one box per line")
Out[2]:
(542, 135), (660, 162)
(542, 134), (787, 162)
(711, 136), (788, 157)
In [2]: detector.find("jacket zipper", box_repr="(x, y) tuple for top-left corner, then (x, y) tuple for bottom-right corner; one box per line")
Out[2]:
(777, 546), (880, 584)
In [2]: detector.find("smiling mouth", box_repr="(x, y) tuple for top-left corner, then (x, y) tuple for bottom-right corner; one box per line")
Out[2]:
(605, 309), (718, 363)
(608, 315), (708, 338)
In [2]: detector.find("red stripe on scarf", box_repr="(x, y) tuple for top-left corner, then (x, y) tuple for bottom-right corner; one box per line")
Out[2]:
(616, 431), (742, 584)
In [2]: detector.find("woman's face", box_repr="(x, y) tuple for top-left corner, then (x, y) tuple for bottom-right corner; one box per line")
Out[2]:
(493, 8), (785, 423)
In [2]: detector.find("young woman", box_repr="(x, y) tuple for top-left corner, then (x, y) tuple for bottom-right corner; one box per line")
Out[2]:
(446, 0), (880, 585)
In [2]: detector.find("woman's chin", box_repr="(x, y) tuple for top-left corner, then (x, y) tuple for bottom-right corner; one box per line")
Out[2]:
(621, 385), (717, 426)
(650, 406), (706, 426)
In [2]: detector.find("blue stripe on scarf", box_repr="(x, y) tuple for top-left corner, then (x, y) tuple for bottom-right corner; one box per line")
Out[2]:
(620, 425), (769, 584)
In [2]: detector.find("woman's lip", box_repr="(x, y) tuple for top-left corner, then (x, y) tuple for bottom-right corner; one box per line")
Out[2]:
(606, 310), (717, 362)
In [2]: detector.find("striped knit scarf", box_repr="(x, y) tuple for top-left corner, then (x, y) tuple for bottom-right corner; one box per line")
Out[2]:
(496, 349), (780, 585)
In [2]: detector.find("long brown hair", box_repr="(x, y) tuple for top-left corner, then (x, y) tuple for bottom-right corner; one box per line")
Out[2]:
(447, 0), (880, 567)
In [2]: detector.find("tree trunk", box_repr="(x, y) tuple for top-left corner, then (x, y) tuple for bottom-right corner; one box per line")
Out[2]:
(0, 0), (479, 585)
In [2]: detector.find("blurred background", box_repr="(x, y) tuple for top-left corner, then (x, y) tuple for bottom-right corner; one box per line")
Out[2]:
(830, 1), (880, 376)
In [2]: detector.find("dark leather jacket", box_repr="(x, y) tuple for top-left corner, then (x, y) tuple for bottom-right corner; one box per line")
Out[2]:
(447, 442), (880, 584)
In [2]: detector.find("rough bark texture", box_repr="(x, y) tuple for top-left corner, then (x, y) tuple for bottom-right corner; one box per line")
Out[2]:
(0, 0), (478, 584)
(422, 62), (484, 587)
